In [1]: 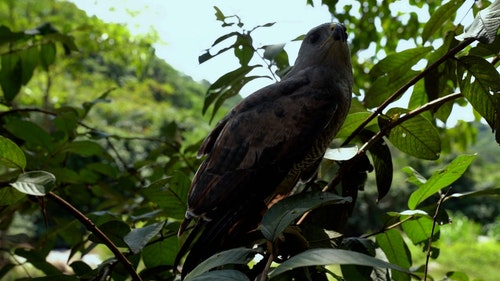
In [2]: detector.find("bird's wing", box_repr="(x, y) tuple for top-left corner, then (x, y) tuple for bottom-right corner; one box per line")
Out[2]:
(187, 70), (341, 219)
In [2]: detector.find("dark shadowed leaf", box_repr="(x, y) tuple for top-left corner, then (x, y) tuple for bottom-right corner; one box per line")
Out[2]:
(189, 270), (250, 281)
(408, 154), (476, 209)
(40, 42), (56, 70)
(184, 248), (258, 281)
(10, 171), (55, 196)
(124, 222), (163, 254)
(4, 118), (53, 151)
(0, 25), (27, 45)
(0, 53), (22, 102)
(261, 190), (351, 242)
(20, 46), (39, 85)
(269, 248), (411, 278)
(0, 186), (25, 205)
(88, 220), (130, 247)
(14, 248), (61, 276)
(0, 136), (26, 169)
(142, 235), (179, 267)
(360, 130), (392, 201)
(376, 229), (411, 281)
(422, 0), (462, 42)
(62, 140), (103, 157)
(461, 0), (500, 43)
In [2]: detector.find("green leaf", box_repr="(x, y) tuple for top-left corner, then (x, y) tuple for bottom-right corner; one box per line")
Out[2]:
(401, 215), (438, 245)
(370, 47), (433, 77)
(4, 118), (53, 150)
(0, 53), (23, 102)
(141, 174), (190, 220)
(461, 0), (500, 43)
(408, 154), (477, 209)
(142, 235), (179, 267)
(124, 222), (163, 254)
(0, 186), (25, 205)
(10, 171), (56, 196)
(0, 25), (27, 45)
(20, 46), (39, 85)
(402, 166), (427, 187)
(0, 136), (26, 169)
(365, 70), (418, 108)
(203, 65), (267, 122)
(184, 248), (258, 281)
(234, 34), (253, 66)
(376, 229), (411, 281)
(422, 0), (462, 42)
(458, 56), (500, 132)
(336, 111), (378, 139)
(261, 190), (351, 242)
(269, 248), (411, 278)
(383, 108), (441, 160)
(40, 42), (56, 70)
(62, 141), (103, 157)
(189, 270), (250, 281)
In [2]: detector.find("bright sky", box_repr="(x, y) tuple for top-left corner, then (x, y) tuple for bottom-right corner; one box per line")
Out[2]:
(69, 0), (334, 87)
(69, 0), (477, 124)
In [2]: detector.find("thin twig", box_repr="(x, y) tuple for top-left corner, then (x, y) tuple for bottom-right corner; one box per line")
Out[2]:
(260, 252), (275, 281)
(424, 187), (452, 281)
(361, 215), (415, 239)
(46, 192), (142, 281)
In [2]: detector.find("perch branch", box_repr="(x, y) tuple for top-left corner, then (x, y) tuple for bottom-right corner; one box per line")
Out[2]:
(46, 192), (142, 281)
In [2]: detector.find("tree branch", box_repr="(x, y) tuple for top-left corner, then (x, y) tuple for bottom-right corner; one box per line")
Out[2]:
(343, 37), (476, 146)
(46, 192), (142, 281)
(325, 92), (463, 193)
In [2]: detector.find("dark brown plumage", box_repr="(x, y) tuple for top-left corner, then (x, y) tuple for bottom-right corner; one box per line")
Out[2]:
(176, 22), (353, 278)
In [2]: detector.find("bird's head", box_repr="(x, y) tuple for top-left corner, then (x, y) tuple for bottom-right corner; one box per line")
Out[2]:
(287, 23), (352, 78)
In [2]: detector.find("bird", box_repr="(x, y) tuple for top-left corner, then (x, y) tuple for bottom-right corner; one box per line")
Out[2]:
(176, 22), (353, 278)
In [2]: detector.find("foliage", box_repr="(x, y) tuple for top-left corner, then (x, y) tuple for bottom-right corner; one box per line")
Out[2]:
(0, 0), (499, 281)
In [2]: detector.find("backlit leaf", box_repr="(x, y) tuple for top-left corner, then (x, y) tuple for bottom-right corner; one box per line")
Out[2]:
(0, 136), (26, 169)
(376, 229), (411, 281)
(458, 55), (500, 135)
(422, 0), (462, 42)
(383, 108), (441, 160)
(408, 154), (477, 209)
(401, 215), (439, 245)
(10, 171), (56, 196)
(370, 47), (432, 77)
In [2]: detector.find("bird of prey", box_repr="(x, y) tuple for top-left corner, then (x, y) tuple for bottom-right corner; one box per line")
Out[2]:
(176, 22), (353, 278)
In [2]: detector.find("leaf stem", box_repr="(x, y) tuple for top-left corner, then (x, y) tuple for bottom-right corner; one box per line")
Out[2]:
(46, 192), (142, 281)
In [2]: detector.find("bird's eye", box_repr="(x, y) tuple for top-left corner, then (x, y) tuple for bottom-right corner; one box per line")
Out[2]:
(308, 32), (320, 44)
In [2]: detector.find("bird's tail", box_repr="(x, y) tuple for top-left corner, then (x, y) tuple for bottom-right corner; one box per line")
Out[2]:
(176, 201), (265, 279)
